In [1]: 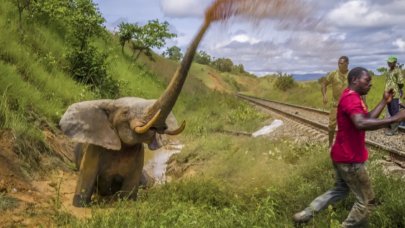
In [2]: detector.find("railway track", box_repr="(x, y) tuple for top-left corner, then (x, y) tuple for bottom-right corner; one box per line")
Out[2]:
(237, 93), (405, 167)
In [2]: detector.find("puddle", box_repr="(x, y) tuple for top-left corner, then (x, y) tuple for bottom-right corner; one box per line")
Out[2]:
(144, 143), (184, 183)
(252, 119), (283, 137)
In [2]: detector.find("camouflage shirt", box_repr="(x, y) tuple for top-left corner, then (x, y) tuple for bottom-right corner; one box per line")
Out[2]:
(324, 69), (348, 106)
(385, 67), (404, 99)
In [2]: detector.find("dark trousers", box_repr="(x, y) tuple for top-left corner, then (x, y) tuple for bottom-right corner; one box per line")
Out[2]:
(387, 98), (400, 132)
(387, 98), (400, 116)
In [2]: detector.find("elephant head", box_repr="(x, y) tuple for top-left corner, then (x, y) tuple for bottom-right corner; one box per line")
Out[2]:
(59, 98), (185, 151)
(60, 18), (212, 151)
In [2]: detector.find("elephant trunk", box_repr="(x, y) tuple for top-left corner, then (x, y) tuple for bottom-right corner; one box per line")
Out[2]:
(145, 20), (211, 127)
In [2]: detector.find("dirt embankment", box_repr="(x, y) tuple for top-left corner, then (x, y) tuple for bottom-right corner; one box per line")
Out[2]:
(0, 129), (90, 226)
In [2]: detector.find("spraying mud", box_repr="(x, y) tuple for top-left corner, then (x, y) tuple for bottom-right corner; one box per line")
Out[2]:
(205, 0), (314, 26)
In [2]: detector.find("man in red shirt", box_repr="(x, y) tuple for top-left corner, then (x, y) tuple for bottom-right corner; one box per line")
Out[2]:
(293, 67), (405, 227)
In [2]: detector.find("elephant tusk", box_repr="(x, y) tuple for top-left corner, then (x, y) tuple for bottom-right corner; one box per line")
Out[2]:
(164, 120), (186, 135)
(134, 110), (161, 134)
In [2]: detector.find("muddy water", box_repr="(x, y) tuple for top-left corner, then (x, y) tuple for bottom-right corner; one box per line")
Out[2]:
(144, 142), (184, 183)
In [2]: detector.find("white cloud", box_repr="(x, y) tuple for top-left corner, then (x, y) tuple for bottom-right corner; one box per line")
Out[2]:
(230, 34), (260, 45)
(160, 0), (211, 18)
(281, 50), (293, 59)
(327, 0), (389, 27)
(393, 38), (405, 51)
(322, 33), (346, 42)
(96, 0), (405, 75)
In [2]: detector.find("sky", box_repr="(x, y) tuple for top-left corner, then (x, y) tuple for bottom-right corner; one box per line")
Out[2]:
(94, 0), (405, 76)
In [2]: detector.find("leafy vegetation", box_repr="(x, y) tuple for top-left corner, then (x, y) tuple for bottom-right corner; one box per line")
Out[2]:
(0, 193), (20, 212)
(192, 50), (247, 75)
(274, 73), (296, 91)
(163, 45), (183, 61)
(118, 19), (176, 61)
(194, 50), (212, 65)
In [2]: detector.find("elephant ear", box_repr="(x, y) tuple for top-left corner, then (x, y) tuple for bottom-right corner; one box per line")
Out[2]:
(59, 100), (121, 150)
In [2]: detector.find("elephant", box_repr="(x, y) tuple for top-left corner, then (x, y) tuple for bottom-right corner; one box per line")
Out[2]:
(73, 143), (154, 187)
(59, 16), (213, 207)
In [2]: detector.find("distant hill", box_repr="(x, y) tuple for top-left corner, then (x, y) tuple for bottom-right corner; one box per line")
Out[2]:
(292, 73), (325, 81)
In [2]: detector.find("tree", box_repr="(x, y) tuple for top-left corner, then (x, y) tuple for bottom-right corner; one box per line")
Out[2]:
(130, 19), (176, 61)
(377, 67), (387, 75)
(14, 0), (31, 25)
(194, 50), (212, 65)
(67, 0), (119, 97)
(274, 73), (296, 91)
(117, 22), (138, 52)
(29, 0), (119, 97)
(68, 0), (106, 49)
(232, 64), (245, 74)
(212, 58), (234, 72)
(163, 46), (183, 61)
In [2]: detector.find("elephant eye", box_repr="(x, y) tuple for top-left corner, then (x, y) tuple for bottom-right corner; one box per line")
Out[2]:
(121, 110), (129, 117)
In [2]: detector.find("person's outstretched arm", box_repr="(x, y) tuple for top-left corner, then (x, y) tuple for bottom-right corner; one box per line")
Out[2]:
(367, 89), (393, 119)
(351, 112), (404, 131)
(351, 90), (405, 130)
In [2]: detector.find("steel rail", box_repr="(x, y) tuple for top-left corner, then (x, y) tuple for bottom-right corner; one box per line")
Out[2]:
(238, 93), (404, 132)
(238, 93), (329, 115)
(237, 93), (405, 166)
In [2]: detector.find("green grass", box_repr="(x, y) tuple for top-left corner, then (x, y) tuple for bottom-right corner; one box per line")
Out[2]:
(0, 193), (20, 212)
(56, 140), (405, 227)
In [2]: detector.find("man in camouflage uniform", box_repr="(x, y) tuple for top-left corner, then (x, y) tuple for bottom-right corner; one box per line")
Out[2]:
(385, 56), (404, 135)
(322, 56), (349, 147)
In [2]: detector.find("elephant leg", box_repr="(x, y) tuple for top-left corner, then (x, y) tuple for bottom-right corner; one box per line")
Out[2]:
(73, 143), (84, 171)
(96, 175), (114, 196)
(73, 145), (100, 207)
(140, 169), (155, 188)
(120, 146), (144, 200)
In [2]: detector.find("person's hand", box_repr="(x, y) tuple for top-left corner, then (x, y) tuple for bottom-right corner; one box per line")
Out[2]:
(383, 89), (394, 103)
(394, 110), (405, 122)
(323, 96), (328, 105)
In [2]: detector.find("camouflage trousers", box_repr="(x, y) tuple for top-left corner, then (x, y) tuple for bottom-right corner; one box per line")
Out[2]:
(306, 163), (375, 227)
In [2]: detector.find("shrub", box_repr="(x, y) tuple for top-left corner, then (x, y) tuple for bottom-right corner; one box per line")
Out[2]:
(67, 45), (119, 98)
(274, 73), (296, 91)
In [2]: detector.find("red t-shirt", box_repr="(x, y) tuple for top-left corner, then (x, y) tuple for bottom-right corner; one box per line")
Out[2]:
(331, 88), (369, 163)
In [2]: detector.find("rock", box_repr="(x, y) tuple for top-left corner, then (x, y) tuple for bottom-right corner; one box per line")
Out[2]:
(383, 165), (405, 176)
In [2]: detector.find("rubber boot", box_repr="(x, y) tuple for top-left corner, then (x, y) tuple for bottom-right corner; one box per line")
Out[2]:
(385, 123), (399, 136)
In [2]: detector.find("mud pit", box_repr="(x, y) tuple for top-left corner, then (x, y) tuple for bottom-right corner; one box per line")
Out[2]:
(0, 129), (183, 226)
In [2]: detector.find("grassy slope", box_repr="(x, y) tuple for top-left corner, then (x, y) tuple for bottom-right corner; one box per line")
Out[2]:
(1, 1), (404, 227)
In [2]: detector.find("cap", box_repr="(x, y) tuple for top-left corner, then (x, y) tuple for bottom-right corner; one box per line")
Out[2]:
(387, 56), (397, 63)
